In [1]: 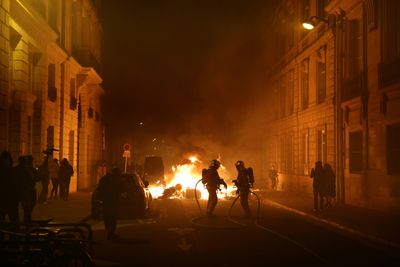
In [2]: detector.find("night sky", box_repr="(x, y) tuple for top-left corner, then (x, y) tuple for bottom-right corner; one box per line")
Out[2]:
(101, 0), (278, 167)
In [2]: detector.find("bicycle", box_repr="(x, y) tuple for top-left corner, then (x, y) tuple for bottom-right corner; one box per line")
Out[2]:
(1, 221), (94, 267)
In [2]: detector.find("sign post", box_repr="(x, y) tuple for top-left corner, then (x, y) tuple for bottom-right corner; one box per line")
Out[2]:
(122, 143), (131, 173)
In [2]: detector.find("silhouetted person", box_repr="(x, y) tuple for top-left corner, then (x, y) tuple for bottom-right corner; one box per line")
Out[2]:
(96, 160), (107, 185)
(38, 155), (50, 204)
(59, 158), (73, 200)
(233, 160), (254, 218)
(0, 151), (19, 223)
(310, 161), (325, 211)
(269, 165), (278, 190)
(324, 163), (336, 208)
(201, 159), (227, 216)
(97, 167), (122, 240)
(18, 155), (41, 223)
(49, 158), (60, 200)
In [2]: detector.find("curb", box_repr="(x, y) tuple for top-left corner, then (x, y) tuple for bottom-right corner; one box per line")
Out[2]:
(262, 199), (400, 254)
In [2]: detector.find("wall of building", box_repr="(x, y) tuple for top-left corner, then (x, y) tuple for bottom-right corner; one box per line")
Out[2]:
(266, 0), (400, 211)
(1, 0), (104, 192)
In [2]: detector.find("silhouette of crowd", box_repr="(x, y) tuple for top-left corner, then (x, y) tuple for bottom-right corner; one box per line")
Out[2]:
(310, 161), (336, 211)
(0, 149), (73, 224)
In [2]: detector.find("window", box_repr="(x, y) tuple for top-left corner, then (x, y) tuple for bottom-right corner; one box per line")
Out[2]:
(288, 69), (294, 115)
(380, 0), (400, 88)
(387, 125), (400, 175)
(382, 0), (400, 62)
(280, 76), (286, 118)
(48, 64), (57, 102)
(301, 131), (310, 175)
(28, 52), (40, 92)
(69, 78), (77, 110)
(317, 47), (326, 104)
(47, 126), (55, 149)
(346, 19), (362, 80)
(301, 59), (309, 109)
(349, 131), (363, 173)
(317, 129), (327, 164)
(273, 81), (279, 120)
(286, 133), (293, 174)
(69, 130), (75, 166)
(279, 135), (286, 173)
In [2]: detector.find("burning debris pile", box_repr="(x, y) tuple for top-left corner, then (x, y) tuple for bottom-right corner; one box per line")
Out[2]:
(147, 156), (236, 200)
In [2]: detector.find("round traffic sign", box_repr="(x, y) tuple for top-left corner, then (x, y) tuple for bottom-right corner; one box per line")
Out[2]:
(123, 143), (131, 151)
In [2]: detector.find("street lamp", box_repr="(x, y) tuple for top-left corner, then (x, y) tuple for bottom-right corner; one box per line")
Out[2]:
(301, 11), (346, 205)
(302, 15), (334, 30)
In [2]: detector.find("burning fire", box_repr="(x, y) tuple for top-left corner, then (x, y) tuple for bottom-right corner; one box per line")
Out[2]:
(147, 156), (236, 200)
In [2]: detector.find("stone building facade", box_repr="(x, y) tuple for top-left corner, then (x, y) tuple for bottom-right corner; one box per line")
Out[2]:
(0, 0), (104, 191)
(266, 0), (400, 211)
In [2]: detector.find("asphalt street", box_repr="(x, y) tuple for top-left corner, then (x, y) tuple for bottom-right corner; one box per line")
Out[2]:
(89, 197), (399, 267)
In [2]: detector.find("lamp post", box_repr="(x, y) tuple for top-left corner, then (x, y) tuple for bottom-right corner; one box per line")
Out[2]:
(302, 11), (346, 205)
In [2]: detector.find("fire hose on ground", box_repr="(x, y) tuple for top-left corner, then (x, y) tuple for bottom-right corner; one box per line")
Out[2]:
(190, 179), (257, 229)
(189, 179), (332, 265)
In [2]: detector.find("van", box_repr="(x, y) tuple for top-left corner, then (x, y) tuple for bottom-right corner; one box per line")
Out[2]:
(143, 155), (165, 185)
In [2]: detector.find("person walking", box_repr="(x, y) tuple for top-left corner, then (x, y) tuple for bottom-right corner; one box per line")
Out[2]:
(233, 160), (254, 218)
(201, 159), (227, 216)
(49, 158), (60, 200)
(59, 158), (74, 200)
(310, 161), (326, 211)
(268, 165), (279, 190)
(17, 155), (41, 223)
(0, 151), (19, 223)
(37, 155), (50, 204)
(96, 160), (107, 185)
(323, 163), (336, 208)
(97, 167), (122, 240)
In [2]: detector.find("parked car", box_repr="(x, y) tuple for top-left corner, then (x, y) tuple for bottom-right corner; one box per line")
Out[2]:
(143, 155), (165, 186)
(91, 173), (152, 220)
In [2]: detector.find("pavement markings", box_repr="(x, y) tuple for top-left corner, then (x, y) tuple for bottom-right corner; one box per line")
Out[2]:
(168, 227), (196, 252)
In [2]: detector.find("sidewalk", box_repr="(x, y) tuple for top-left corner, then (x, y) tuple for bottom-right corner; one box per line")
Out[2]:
(31, 192), (92, 223)
(259, 190), (400, 252)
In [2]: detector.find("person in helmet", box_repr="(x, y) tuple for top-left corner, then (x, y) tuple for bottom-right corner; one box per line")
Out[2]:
(232, 160), (254, 218)
(201, 159), (227, 216)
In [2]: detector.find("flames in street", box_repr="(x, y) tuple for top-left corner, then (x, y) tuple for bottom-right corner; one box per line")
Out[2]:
(147, 155), (237, 200)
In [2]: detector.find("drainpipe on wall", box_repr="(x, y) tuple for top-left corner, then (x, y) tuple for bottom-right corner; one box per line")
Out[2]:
(361, 3), (369, 206)
(59, 62), (65, 160)
(334, 10), (346, 205)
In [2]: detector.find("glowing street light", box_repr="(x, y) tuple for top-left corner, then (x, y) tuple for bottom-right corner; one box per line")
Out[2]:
(302, 16), (330, 30)
(302, 18), (315, 30)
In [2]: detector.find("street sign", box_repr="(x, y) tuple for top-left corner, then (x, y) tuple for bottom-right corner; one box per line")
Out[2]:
(123, 143), (131, 151)
(123, 150), (131, 158)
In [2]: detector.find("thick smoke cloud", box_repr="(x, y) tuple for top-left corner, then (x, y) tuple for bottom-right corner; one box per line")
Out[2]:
(102, 0), (277, 181)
